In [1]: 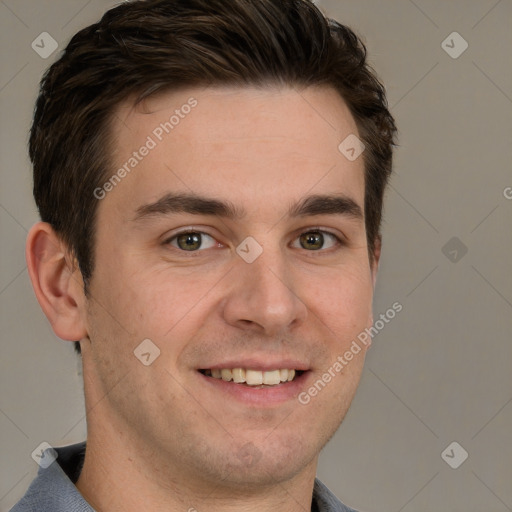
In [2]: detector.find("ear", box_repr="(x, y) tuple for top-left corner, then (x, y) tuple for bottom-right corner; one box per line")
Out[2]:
(364, 235), (382, 347)
(370, 235), (382, 290)
(26, 222), (88, 341)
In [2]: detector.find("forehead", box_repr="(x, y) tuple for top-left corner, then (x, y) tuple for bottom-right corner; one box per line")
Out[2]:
(104, 86), (365, 218)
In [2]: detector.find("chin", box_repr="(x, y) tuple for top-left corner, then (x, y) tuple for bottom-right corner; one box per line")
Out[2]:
(213, 433), (319, 489)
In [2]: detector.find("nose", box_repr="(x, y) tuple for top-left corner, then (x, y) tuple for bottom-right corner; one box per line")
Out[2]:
(221, 251), (308, 336)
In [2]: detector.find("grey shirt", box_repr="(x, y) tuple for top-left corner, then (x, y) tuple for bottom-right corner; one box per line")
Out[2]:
(11, 443), (358, 512)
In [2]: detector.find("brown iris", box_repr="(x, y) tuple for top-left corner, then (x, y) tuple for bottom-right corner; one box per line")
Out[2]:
(299, 231), (324, 250)
(176, 232), (202, 251)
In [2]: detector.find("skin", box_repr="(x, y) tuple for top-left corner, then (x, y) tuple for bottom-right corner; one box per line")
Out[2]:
(27, 85), (380, 512)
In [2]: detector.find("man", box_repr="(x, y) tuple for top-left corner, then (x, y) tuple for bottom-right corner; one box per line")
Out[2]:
(14, 0), (396, 510)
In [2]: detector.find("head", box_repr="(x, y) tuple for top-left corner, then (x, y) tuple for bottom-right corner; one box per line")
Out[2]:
(27, 0), (396, 498)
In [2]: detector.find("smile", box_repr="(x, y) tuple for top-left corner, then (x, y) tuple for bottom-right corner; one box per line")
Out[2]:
(199, 368), (302, 386)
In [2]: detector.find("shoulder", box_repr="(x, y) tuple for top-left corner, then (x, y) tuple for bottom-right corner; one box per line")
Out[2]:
(313, 478), (359, 512)
(10, 443), (92, 512)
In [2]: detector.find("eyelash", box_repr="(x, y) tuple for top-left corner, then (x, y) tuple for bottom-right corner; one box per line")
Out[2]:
(163, 228), (344, 253)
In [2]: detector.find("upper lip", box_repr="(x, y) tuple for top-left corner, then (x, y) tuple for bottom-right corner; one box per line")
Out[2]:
(198, 358), (310, 372)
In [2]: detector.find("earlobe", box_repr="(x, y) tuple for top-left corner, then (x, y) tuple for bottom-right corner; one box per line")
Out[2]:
(26, 222), (88, 342)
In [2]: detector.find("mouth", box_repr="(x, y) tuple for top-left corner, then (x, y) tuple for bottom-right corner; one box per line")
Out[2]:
(198, 368), (305, 388)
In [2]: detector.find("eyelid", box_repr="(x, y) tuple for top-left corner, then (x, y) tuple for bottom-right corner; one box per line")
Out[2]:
(292, 227), (346, 246)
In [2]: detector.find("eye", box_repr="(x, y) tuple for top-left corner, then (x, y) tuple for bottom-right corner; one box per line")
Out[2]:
(166, 231), (217, 251)
(292, 230), (341, 251)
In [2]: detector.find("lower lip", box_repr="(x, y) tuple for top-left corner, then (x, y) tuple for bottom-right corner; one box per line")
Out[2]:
(198, 371), (311, 406)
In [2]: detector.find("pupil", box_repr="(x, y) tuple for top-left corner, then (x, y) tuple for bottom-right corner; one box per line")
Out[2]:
(301, 232), (323, 250)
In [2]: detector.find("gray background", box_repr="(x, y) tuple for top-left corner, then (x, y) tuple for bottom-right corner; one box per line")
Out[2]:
(1, 0), (511, 510)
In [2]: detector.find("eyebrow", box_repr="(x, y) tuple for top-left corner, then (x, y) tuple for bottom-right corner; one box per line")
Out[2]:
(289, 194), (363, 220)
(133, 193), (244, 220)
(133, 192), (363, 222)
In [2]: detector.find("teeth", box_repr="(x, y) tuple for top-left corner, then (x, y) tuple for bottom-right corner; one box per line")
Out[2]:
(205, 368), (299, 386)
(221, 369), (232, 381)
(263, 369), (281, 385)
(246, 369), (263, 385)
(232, 368), (246, 383)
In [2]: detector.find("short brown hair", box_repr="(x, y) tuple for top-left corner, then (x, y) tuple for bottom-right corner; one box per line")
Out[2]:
(30, 0), (397, 302)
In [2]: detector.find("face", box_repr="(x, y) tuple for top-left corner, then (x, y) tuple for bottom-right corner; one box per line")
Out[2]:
(81, 86), (377, 491)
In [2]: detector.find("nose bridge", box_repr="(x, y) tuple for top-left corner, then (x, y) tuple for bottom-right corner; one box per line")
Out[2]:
(252, 254), (293, 309)
(222, 244), (307, 334)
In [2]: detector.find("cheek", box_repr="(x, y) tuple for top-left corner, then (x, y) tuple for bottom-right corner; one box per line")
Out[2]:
(90, 245), (169, 328)
(96, 260), (221, 343)
(306, 264), (374, 331)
